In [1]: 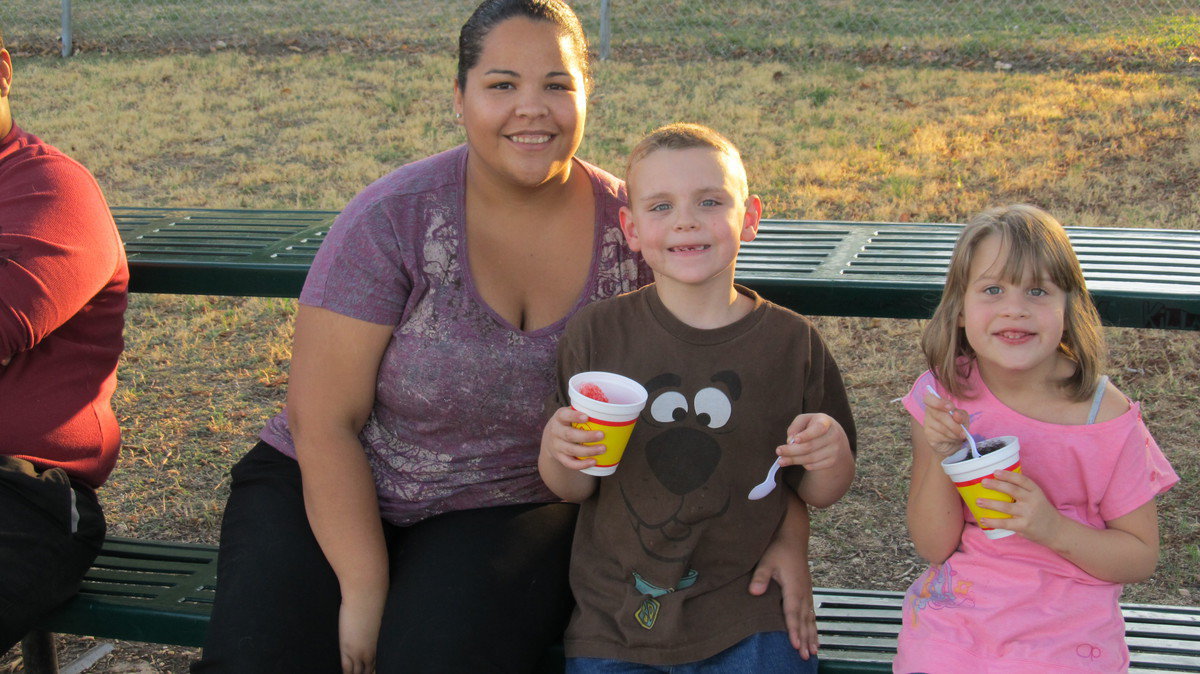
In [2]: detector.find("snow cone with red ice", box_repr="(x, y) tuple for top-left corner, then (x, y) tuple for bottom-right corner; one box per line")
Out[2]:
(578, 383), (609, 403)
(567, 372), (648, 476)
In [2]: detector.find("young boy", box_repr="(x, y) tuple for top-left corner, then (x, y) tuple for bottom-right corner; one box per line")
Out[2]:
(539, 123), (857, 671)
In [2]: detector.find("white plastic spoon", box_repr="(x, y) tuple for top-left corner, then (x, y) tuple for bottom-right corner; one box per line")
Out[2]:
(747, 458), (783, 500)
(925, 385), (980, 459)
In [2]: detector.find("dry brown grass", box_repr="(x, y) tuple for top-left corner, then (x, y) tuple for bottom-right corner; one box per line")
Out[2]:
(2, 50), (1197, 671)
(15, 54), (1200, 225)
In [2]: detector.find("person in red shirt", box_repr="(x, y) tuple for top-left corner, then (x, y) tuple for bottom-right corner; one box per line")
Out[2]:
(0, 27), (129, 653)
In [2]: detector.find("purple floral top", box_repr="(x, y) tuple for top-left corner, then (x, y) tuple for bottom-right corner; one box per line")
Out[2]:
(260, 145), (650, 525)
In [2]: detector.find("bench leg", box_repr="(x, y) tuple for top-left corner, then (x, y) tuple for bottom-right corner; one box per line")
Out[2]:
(20, 630), (60, 674)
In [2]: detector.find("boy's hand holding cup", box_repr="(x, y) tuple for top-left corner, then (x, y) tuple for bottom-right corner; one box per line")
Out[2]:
(564, 371), (648, 476)
(544, 407), (608, 472)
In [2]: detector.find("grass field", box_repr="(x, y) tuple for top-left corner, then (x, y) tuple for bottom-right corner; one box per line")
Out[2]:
(2, 23), (1199, 674)
(2, 0), (1197, 69)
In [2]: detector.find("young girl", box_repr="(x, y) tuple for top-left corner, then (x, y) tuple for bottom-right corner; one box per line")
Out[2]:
(896, 204), (1178, 672)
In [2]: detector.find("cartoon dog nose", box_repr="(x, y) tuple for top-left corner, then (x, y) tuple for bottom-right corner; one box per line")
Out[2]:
(645, 427), (722, 496)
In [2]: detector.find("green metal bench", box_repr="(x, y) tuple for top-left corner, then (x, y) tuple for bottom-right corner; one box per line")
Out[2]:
(109, 206), (1200, 329)
(31, 538), (216, 647)
(25, 543), (1200, 673)
(20, 207), (1200, 673)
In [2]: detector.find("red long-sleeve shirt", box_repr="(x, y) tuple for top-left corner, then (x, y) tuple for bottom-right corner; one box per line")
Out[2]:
(0, 123), (128, 488)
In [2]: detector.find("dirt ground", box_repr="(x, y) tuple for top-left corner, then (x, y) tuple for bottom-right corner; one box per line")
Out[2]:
(1, 638), (195, 673)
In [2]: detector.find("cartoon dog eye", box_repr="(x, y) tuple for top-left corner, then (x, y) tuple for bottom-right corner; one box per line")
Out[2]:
(649, 391), (688, 423)
(693, 387), (732, 428)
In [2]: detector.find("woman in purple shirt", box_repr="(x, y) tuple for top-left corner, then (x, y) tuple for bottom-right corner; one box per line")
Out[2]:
(194, 2), (814, 672)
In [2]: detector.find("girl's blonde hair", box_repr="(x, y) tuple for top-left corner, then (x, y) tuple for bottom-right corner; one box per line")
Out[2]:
(922, 204), (1105, 401)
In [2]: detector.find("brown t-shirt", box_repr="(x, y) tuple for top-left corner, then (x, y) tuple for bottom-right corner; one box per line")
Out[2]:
(551, 284), (856, 665)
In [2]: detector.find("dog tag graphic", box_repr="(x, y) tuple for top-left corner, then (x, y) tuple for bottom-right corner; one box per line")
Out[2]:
(635, 596), (660, 629)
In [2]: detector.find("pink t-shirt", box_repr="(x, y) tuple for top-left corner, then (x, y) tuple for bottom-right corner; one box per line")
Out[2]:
(895, 366), (1178, 673)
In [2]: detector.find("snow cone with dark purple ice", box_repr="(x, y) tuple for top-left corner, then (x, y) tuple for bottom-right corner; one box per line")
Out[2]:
(940, 436), (1022, 539)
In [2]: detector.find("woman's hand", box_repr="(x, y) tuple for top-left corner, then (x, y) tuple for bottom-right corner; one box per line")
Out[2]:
(747, 493), (819, 659)
(287, 306), (393, 674)
(977, 470), (1064, 545)
(338, 594), (384, 674)
(920, 392), (971, 458)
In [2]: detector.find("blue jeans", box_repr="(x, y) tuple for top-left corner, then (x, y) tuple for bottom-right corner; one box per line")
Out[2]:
(567, 631), (819, 674)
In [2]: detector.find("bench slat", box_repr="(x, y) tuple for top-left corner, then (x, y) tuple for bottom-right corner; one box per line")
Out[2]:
(815, 633), (898, 652)
(1125, 605), (1200, 622)
(1129, 654), (1200, 672)
(1128, 624), (1200, 640)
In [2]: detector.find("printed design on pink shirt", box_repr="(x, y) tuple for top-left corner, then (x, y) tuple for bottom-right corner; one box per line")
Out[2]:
(905, 562), (975, 628)
(1076, 643), (1103, 660)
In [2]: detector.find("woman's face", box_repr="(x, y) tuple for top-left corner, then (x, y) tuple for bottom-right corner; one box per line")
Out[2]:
(454, 17), (587, 190)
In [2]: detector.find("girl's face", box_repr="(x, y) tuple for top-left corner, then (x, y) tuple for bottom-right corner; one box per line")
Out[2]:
(959, 234), (1068, 380)
(454, 17), (587, 190)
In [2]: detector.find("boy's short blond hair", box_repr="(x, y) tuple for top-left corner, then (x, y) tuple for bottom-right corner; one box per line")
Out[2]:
(625, 123), (749, 201)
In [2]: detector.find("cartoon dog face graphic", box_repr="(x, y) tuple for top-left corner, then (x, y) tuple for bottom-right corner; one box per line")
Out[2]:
(619, 370), (741, 563)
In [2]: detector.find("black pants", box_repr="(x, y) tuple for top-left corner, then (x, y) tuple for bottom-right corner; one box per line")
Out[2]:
(0, 456), (106, 652)
(192, 442), (578, 673)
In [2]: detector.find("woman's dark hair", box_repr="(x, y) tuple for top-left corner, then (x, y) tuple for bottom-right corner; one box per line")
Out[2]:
(457, 0), (591, 93)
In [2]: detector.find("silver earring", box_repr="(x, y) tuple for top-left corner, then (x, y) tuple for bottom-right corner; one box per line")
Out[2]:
(455, 112), (462, 119)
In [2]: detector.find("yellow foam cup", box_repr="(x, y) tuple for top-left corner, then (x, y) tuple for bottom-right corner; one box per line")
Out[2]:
(940, 436), (1021, 540)
(567, 372), (648, 477)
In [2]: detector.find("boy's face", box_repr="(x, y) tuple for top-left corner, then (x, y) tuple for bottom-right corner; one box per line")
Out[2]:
(619, 147), (761, 289)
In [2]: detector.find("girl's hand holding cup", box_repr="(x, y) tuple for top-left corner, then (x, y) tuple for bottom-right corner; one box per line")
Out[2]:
(977, 469), (1064, 545)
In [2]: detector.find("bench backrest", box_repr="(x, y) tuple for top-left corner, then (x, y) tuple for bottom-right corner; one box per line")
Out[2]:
(115, 207), (1200, 330)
